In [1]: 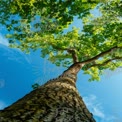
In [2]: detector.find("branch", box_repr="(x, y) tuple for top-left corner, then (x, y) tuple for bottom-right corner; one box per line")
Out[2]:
(67, 49), (79, 63)
(85, 56), (122, 70)
(52, 45), (79, 63)
(81, 45), (122, 65)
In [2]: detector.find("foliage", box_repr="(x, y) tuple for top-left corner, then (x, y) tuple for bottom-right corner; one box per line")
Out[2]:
(0, 0), (122, 81)
(32, 83), (40, 90)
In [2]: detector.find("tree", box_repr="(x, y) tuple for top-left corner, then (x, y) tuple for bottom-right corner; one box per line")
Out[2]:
(0, 0), (122, 121)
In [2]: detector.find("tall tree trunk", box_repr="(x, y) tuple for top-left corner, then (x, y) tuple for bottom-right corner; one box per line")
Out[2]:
(0, 63), (96, 122)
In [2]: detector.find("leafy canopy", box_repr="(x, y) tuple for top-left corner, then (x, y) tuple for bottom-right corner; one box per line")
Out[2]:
(0, 0), (122, 81)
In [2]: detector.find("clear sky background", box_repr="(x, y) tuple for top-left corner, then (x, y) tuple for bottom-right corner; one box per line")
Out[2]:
(0, 9), (122, 122)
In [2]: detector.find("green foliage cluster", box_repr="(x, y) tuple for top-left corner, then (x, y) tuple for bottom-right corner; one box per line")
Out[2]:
(0, 0), (122, 81)
(32, 83), (40, 90)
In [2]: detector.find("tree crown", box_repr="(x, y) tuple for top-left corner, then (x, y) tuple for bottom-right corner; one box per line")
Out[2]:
(0, 0), (122, 81)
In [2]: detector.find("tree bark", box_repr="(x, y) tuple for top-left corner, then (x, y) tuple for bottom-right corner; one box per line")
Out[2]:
(0, 63), (96, 122)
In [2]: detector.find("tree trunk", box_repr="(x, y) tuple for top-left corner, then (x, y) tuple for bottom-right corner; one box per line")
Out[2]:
(0, 63), (96, 122)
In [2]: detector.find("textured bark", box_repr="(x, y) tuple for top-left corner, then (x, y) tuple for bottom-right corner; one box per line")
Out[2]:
(0, 63), (96, 122)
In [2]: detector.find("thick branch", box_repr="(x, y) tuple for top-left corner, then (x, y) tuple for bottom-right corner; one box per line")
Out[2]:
(53, 46), (122, 80)
(67, 49), (79, 63)
(81, 46), (122, 65)
(85, 56), (122, 70)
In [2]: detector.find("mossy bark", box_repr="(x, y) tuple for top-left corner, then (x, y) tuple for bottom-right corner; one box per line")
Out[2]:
(0, 63), (96, 122)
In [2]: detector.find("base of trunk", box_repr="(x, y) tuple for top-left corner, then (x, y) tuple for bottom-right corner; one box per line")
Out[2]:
(0, 76), (96, 122)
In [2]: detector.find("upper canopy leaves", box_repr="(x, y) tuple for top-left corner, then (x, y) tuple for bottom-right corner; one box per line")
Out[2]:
(0, 0), (100, 33)
(0, 0), (122, 81)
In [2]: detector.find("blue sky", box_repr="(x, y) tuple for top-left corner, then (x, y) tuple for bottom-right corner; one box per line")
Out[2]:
(0, 11), (122, 121)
